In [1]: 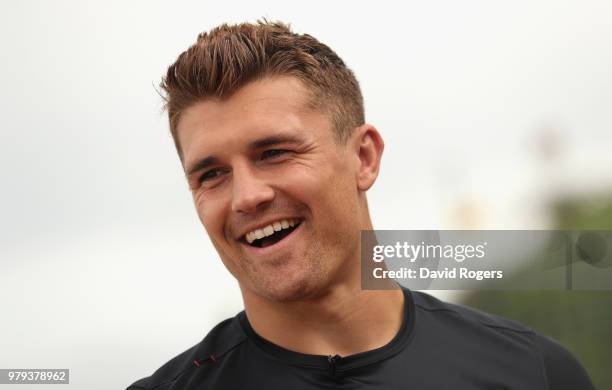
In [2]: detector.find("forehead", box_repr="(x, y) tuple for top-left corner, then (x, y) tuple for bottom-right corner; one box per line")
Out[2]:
(177, 77), (327, 167)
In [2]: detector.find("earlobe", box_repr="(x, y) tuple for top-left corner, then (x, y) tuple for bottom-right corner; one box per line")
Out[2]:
(355, 124), (384, 191)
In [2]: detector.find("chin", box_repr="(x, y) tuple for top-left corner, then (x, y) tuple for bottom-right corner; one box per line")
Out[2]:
(239, 244), (331, 302)
(256, 279), (311, 303)
(247, 269), (321, 303)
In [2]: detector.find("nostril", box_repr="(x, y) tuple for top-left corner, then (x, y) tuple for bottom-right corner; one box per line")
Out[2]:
(230, 182), (276, 214)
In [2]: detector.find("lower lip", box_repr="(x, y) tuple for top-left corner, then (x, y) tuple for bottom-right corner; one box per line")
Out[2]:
(240, 222), (304, 256)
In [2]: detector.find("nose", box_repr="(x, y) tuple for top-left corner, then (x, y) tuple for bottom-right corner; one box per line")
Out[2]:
(230, 163), (275, 213)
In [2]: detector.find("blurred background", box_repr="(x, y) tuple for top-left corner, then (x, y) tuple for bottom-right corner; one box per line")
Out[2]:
(1, 0), (610, 388)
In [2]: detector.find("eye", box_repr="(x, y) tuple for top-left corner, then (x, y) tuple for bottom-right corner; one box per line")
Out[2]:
(261, 149), (289, 160)
(199, 168), (227, 183)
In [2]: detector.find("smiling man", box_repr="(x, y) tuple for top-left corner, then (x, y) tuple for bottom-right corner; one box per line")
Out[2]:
(179, 76), (371, 306)
(127, 21), (594, 389)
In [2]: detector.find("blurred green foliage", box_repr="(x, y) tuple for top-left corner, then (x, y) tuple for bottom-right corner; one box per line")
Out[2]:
(463, 194), (612, 389)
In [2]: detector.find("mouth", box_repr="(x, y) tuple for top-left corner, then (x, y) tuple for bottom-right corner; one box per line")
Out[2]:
(241, 218), (303, 249)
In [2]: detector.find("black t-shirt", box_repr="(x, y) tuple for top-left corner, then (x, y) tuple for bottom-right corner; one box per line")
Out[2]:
(127, 288), (594, 389)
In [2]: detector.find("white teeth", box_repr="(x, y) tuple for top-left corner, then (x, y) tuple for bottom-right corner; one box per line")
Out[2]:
(244, 218), (300, 244)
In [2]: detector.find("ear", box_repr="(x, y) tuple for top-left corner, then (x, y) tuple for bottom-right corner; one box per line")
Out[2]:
(352, 124), (384, 191)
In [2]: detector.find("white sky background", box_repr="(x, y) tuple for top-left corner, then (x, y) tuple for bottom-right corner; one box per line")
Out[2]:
(1, 1), (611, 389)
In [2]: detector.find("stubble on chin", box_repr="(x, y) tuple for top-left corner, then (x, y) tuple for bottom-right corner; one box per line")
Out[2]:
(240, 242), (328, 303)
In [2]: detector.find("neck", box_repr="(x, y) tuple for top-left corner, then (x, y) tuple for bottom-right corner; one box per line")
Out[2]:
(241, 271), (404, 357)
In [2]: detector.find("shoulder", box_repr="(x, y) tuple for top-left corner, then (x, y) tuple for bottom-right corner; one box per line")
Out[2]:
(410, 290), (537, 335)
(126, 314), (247, 390)
(409, 289), (541, 357)
(533, 332), (595, 390)
(409, 290), (594, 389)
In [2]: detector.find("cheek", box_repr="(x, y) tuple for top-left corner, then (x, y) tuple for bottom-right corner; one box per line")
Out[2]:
(192, 193), (208, 224)
(285, 162), (357, 217)
(193, 193), (226, 239)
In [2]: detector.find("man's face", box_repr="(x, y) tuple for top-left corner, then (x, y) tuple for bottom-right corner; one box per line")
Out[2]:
(177, 76), (363, 302)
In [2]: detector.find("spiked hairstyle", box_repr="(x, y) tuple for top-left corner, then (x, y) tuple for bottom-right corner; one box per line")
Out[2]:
(160, 20), (365, 160)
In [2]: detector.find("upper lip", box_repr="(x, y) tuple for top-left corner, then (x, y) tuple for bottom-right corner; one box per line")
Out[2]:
(234, 216), (303, 241)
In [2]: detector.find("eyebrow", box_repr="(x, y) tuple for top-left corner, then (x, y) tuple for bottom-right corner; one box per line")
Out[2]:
(250, 134), (304, 149)
(185, 134), (305, 178)
(185, 155), (219, 178)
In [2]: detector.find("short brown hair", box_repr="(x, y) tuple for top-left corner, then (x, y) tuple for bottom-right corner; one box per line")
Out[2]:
(160, 20), (365, 159)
